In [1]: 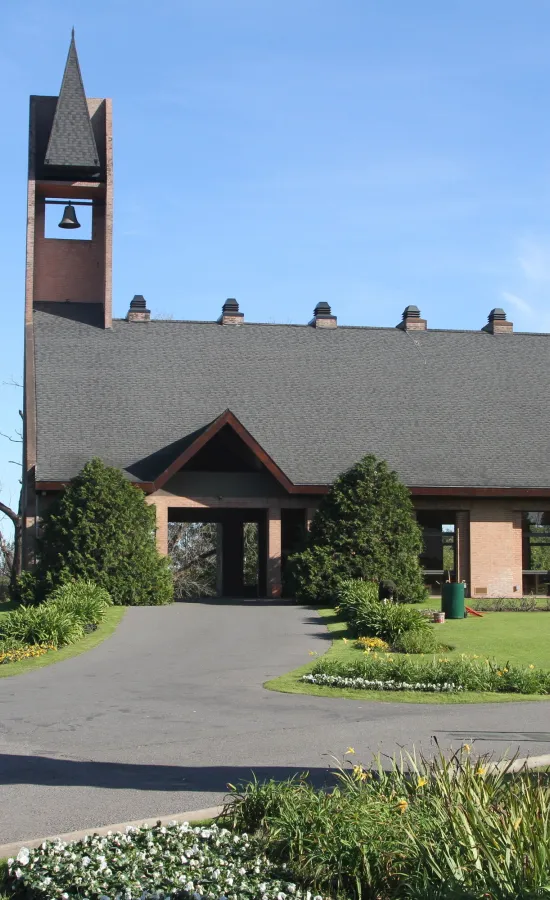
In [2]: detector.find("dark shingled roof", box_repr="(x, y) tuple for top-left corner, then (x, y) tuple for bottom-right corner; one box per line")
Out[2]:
(33, 303), (550, 489)
(44, 33), (100, 172)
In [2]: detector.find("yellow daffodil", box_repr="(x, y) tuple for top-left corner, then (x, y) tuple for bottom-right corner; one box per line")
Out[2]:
(529, 664), (535, 669)
(463, 744), (471, 753)
(417, 777), (428, 788)
(397, 798), (408, 813)
(346, 747), (355, 755)
(353, 764), (367, 782)
(475, 767), (486, 776)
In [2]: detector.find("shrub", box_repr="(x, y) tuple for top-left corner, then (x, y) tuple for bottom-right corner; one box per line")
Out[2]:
(392, 628), (439, 654)
(354, 600), (431, 643)
(48, 579), (112, 626)
(0, 604), (84, 648)
(336, 579), (379, 623)
(287, 454), (428, 604)
(473, 596), (543, 612)
(24, 458), (173, 606)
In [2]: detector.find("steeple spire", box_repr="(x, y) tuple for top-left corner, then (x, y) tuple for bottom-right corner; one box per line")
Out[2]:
(44, 31), (100, 174)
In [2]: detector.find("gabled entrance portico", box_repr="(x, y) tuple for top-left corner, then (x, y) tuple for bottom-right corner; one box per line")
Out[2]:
(145, 411), (316, 598)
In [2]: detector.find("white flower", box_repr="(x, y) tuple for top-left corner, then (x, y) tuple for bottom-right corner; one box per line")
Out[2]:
(15, 868), (23, 879)
(82, 856), (91, 867)
(16, 848), (30, 865)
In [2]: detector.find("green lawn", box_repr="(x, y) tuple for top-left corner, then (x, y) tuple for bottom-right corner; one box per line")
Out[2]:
(265, 605), (550, 704)
(0, 603), (125, 678)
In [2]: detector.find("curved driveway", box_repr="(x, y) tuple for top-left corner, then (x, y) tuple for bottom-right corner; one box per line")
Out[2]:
(1, 602), (549, 843)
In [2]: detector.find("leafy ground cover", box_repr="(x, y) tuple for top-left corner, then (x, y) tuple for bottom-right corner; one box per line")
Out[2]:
(4, 822), (321, 900)
(0, 601), (124, 678)
(265, 605), (550, 703)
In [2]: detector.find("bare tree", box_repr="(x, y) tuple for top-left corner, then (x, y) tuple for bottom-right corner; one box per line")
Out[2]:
(0, 377), (24, 584)
(168, 522), (218, 598)
(0, 496), (22, 582)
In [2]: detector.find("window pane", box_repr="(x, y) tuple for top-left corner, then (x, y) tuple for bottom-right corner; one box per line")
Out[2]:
(522, 512), (550, 576)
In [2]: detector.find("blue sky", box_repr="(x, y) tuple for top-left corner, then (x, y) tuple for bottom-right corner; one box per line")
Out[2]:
(2, 0), (550, 523)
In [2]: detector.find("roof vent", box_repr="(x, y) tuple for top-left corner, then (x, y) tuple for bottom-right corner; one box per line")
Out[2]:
(396, 305), (427, 331)
(218, 298), (244, 325)
(309, 301), (337, 328)
(482, 308), (513, 334)
(127, 295), (150, 322)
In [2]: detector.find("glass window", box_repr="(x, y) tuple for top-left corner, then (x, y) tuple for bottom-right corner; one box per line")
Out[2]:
(522, 512), (550, 596)
(416, 511), (456, 596)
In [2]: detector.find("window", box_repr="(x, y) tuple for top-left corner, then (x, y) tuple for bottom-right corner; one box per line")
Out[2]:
(416, 511), (456, 596)
(522, 512), (550, 596)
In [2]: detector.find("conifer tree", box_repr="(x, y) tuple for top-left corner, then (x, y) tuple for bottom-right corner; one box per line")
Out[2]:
(288, 454), (427, 603)
(27, 458), (173, 605)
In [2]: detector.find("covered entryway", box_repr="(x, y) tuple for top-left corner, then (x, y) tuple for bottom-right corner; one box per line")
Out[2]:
(169, 507), (268, 598)
(145, 409), (318, 598)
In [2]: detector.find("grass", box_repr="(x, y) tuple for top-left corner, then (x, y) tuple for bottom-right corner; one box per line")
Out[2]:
(265, 604), (550, 704)
(0, 604), (125, 678)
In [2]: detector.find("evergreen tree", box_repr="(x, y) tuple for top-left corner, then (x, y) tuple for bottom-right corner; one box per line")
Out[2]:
(26, 458), (173, 605)
(287, 455), (427, 603)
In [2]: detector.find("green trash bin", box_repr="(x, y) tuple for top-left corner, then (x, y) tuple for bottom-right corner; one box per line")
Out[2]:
(441, 582), (465, 619)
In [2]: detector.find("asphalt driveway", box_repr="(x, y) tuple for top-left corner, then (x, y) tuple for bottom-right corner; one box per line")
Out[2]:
(1, 601), (549, 843)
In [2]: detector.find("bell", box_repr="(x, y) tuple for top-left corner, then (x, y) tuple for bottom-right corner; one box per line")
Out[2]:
(58, 203), (80, 229)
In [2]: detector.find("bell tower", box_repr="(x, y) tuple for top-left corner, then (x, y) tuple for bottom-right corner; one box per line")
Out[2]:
(25, 31), (113, 328)
(23, 33), (113, 563)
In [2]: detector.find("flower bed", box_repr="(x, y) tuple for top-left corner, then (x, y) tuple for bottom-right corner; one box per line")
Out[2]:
(308, 653), (550, 694)
(0, 643), (56, 664)
(7, 822), (324, 900)
(302, 673), (461, 693)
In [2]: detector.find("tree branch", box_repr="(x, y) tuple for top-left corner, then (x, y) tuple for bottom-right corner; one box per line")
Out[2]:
(0, 501), (19, 526)
(0, 431), (22, 443)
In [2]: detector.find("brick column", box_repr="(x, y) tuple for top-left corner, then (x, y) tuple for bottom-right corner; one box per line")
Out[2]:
(267, 508), (282, 598)
(150, 500), (168, 556)
(469, 503), (522, 598)
(455, 511), (470, 594)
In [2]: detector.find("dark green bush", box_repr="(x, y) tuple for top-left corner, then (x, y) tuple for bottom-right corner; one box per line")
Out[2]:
(392, 628), (439, 654)
(23, 458), (173, 606)
(287, 455), (427, 605)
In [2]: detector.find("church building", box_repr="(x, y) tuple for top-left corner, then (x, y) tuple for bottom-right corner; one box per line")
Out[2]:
(22, 37), (550, 600)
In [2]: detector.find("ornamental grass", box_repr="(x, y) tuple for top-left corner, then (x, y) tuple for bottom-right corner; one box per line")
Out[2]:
(309, 653), (550, 694)
(222, 748), (550, 899)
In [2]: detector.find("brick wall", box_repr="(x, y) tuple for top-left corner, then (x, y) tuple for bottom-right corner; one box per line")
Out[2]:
(33, 200), (106, 303)
(469, 502), (523, 598)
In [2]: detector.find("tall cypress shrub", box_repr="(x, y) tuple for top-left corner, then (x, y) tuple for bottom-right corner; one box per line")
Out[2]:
(287, 454), (427, 604)
(28, 458), (173, 606)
